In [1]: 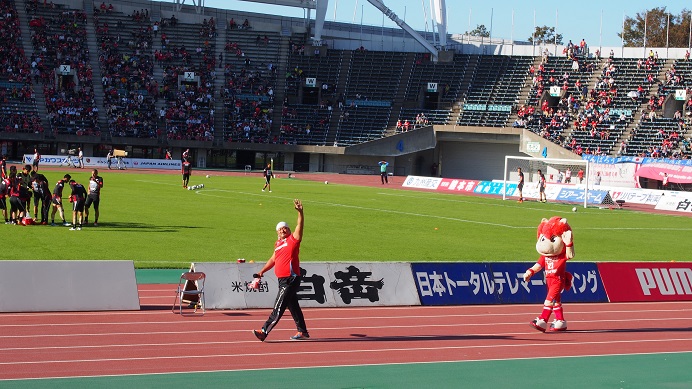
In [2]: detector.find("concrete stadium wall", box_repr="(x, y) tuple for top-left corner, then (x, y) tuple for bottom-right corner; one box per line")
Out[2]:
(0, 261), (140, 312)
(439, 141), (524, 180)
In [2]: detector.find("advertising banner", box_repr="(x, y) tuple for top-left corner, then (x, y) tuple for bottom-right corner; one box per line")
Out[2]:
(438, 178), (479, 193)
(636, 162), (692, 184)
(24, 154), (181, 170)
(555, 188), (610, 204)
(402, 176), (443, 190)
(191, 262), (420, 309)
(473, 181), (508, 196)
(654, 192), (692, 214)
(583, 154), (692, 168)
(608, 187), (662, 205)
(598, 262), (692, 302)
(590, 163), (640, 188)
(411, 262), (607, 305)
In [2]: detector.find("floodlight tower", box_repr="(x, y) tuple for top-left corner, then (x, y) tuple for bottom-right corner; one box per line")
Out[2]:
(173, 0), (205, 14)
(233, 0), (448, 61)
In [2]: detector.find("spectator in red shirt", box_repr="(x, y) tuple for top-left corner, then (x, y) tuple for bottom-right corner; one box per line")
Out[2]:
(253, 199), (310, 341)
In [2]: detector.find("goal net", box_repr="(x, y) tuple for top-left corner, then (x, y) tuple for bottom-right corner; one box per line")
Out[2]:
(502, 156), (591, 208)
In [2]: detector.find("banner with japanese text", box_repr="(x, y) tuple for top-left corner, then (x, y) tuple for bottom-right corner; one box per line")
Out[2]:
(598, 262), (692, 302)
(191, 262), (420, 309)
(654, 191), (692, 214)
(411, 262), (608, 305)
(23, 154), (181, 170)
(555, 188), (610, 205)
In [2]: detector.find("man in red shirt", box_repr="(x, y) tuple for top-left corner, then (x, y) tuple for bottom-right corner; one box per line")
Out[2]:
(253, 199), (309, 341)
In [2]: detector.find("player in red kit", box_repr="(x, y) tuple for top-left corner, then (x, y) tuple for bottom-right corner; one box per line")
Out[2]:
(252, 199), (309, 341)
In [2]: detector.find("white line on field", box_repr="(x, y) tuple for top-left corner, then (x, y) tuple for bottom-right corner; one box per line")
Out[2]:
(135, 180), (692, 231)
(136, 179), (518, 227)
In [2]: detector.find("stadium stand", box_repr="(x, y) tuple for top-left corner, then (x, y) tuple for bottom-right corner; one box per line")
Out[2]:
(3, 0), (691, 169)
(458, 55), (533, 127)
(221, 26), (280, 144)
(404, 53), (469, 106)
(344, 50), (406, 102)
(157, 16), (216, 141)
(625, 117), (684, 158)
(93, 8), (159, 139)
(27, 1), (99, 136)
(0, 0), (43, 134)
(335, 105), (392, 146)
(279, 104), (331, 145)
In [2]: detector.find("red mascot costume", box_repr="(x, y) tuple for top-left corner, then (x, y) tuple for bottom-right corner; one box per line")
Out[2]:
(523, 216), (574, 332)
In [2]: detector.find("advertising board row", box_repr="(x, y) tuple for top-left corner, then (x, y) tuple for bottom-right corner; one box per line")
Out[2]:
(402, 175), (691, 213)
(190, 261), (692, 310)
(23, 154), (181, 170)
(402, 176), (610, 205)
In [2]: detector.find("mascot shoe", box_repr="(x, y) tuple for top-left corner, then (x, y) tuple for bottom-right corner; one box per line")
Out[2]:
(530, 318), (548, 332)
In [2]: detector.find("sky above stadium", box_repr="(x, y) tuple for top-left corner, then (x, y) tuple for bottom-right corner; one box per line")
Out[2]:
(193, 0), (690, 48)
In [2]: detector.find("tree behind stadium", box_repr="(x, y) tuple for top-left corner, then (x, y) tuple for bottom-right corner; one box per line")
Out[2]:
(619, 7), (692, 47)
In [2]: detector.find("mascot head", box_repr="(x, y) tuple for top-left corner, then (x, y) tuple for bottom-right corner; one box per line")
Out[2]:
(536, 216), (574, 259)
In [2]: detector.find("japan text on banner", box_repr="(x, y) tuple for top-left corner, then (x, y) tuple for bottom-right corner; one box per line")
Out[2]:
(473, 181), (508, 195)
(654, 191), (692, 214)
(438, 178), (479, 193)
(190, 262), (420, 309)
(556, 188), (610, 204)
(411, 262), (607, 305)
(23, 154), (181, 170)
(402, 176), (443, 190)
(609, 187), (662, 205)
(598, 262), (692, 302)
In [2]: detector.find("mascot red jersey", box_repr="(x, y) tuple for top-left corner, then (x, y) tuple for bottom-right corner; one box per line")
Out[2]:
(523, 216), (574, 332)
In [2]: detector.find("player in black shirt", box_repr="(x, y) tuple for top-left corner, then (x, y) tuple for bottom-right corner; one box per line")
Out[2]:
(262, 164), (273, 192)
(30, 171), (51, 224)
(0, 174), (9, 223)
(181, 158), (192, 188)
(68, 179), (87, 230)
(51, 174), (71, 226)
(0, 155), (7, 179)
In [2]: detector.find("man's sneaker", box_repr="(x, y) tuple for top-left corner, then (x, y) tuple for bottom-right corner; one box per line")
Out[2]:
(93, 222), (98, 227)
(530, 318), (547, 333)
(290, 332), (310, 340)
(69, 227), (77, 231)
(253, 329), (267, 342)
(76, 227), (82, 230)
(261, 189), (265, 192)
(63, 222), (71, 226)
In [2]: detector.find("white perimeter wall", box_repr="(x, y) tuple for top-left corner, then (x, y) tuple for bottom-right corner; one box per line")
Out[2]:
(0, 261), (140, 312)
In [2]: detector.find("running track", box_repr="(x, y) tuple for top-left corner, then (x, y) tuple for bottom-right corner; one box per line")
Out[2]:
(1, 284), (692, 387)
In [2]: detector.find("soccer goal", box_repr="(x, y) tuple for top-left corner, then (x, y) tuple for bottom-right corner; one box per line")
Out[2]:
(502, 156), (591, 208)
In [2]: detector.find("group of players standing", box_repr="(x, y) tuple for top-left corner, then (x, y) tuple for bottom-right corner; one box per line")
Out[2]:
(0, 157), (103, 230)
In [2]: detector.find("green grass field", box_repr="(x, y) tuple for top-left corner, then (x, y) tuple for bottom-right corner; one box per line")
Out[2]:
(4, 169), (691, 268)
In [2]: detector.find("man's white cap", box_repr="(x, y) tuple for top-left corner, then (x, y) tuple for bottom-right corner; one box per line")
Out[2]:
(276, 221), (288, 231)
